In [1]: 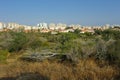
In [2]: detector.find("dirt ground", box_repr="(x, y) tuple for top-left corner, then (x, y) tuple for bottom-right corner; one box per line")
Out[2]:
(0, 64), (7, 77)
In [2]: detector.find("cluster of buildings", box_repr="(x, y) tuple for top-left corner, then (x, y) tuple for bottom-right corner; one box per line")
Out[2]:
(0, 22), (119, 33)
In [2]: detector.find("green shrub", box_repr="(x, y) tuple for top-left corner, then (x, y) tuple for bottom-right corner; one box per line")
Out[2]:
(107, 39), (120, 65)
(8, 32), (28, 52)
(0, 50), (9, 62)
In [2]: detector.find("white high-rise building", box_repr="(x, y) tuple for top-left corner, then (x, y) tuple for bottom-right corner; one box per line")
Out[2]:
(0, 22), (3, 30)
(7, 23), (15, 29)
(69, 24), (81, 30)
(56, 23), (66, 30)
(3, 23), (6, 28)
(7, 23), (20, 30)
(0, 22), (3, 27)
(37, 23), (48, 29)
(74, 24), (81, 29)
(24, 25), (32, 31)
(0, 22), (4, 30)
(49, 23), (56, 30)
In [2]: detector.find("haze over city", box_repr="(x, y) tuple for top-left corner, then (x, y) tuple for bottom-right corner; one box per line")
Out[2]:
(0, 0), (120, 26)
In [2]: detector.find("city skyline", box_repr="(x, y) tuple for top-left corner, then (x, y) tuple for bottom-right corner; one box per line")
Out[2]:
(0, 21), (115, 34)
(0, 0), (120, 26)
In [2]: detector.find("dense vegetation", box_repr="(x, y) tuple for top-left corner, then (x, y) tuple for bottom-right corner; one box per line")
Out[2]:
(0, 29), (120, 80)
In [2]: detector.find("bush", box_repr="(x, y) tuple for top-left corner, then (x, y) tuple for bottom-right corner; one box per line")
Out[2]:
(0, 50), (9, 62)
(95, 39), (107, 60)
(67, 39), (96, 63)
(8, 32), (28, 52)
(107, 39), (120, 65)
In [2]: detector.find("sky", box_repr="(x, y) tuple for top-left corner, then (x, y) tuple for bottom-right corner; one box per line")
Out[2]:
(0, 0), (120, 26)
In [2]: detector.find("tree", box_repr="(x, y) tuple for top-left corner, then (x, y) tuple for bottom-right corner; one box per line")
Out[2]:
(107, 39), (120, 65)
(74, 29), (81, 34)
(95, 39), (107, 60)
(8, 32), (28, 53)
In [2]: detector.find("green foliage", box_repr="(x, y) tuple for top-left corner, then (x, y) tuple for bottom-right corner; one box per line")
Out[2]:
(95, 39), (107, 60)
(57, 33), (77, 53)
(68, 41), (82, 62)
(94, 29), (120, 41)
(47, 34), (60, 43)
(94, 29), (102, 35)
(28, 38), (42, 50)
(102, 30), (113, 41)
(74, 29), (81, 34)
(0, 32), (13, 50)
(0, 50), (9, 62)
(66, 38), (96, 63)
(8, 32), (28, 52)
(0, 30), (119, 66)
(107, 39), (120, 65)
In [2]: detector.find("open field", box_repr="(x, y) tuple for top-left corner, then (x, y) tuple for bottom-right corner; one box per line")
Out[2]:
(0, 59), (119, 80)
(0, 29), (120, 80)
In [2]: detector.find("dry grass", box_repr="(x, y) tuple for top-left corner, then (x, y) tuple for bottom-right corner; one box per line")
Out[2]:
(2, 59), (119, 80)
